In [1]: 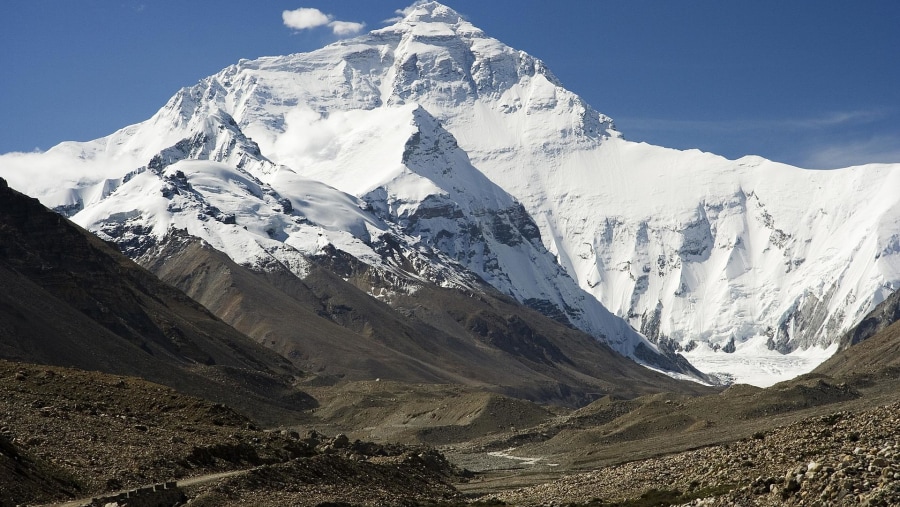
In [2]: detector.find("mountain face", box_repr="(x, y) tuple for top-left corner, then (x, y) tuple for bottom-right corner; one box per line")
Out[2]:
(1, 1), (898, 384)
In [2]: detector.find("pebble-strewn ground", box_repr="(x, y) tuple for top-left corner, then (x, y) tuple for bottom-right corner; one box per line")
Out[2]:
(0, 362), (461, 506)
(0, 362), (282, 499)
(187, 449), (461, 506)
(491, 402), (900, 506)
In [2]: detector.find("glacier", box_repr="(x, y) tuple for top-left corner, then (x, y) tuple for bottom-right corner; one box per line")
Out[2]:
(2, 1), (899, 385)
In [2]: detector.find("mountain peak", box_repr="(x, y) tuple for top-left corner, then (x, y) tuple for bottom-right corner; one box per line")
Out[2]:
(397, 1), (467, 25)
(376, 1), (483, 39)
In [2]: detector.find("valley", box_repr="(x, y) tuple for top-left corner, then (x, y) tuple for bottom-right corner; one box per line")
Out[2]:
(3, 338), (899, 505)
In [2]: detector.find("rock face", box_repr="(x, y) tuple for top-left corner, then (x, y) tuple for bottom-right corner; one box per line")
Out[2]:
(3, 1), (899, 380)
(840, 287), (900, 350)
(138, 231), (714, 404)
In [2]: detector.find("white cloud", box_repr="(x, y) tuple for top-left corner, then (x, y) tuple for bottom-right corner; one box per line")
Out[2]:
(282, 7), (364, 36)
(618, 109), (900, 168)
(623, 109), (890, 134)
(282, 8), (331, 31)
(782, 110), (889, 130)
(383, 7), (415, 24)
(801, 135), (900, 169)
(328, 20), (365, 36)
(0, 149), (141, 207)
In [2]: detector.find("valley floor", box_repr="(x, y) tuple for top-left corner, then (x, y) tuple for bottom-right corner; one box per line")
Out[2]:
(460, 396), (900, 506)
(4, 360), (900, 507)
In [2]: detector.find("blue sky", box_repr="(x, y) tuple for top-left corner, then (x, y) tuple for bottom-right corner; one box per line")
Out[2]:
(1, 0), (898, 168)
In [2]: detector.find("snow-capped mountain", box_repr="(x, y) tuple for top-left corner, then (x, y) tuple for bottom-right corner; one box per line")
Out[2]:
(2, 1), (898, 384)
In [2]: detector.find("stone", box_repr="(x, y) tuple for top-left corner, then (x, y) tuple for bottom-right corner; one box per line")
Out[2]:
(783, 478), (801, 497)
(332, 433), (350, 449)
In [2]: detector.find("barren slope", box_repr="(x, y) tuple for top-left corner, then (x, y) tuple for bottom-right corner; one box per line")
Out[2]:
(0, 177), (307, 423)
(142, 231), (714, 406)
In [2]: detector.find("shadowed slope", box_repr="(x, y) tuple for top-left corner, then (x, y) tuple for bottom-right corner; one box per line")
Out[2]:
(0, 178), (308, 422)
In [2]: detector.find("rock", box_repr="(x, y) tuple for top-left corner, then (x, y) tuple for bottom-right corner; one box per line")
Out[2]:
(332, 434), (350, 449)
(105, 478), (122, 491)
(783, 478), (801, 497)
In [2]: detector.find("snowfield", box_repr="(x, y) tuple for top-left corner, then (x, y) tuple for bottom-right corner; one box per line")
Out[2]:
(682, 336), (840, 387)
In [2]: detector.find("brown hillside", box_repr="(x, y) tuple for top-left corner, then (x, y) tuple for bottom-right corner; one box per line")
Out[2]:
(141, 231), (714, 406)
(0, 178), (308, 423)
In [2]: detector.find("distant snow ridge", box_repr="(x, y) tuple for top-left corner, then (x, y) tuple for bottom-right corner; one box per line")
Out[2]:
(2, 1), (899, 385)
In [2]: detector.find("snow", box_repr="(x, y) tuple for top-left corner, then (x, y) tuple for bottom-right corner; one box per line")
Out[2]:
(682, 336), (840, 388)
(487, 448), (558, 467)
(1, 0), (899, 382)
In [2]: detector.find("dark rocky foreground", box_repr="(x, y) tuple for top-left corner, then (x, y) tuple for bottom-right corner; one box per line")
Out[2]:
(0, 361), (461, 507)
(187, 450), (460, 506)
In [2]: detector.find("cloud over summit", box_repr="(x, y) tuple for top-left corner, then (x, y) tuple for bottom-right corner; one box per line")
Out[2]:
(282, 7), (365, 36)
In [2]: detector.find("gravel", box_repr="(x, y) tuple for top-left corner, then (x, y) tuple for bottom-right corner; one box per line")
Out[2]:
(490, 402), (900, 506)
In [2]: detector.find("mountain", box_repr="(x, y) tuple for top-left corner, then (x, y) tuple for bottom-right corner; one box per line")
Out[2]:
(0, 7), (686, 378)
(1, 1), (898, 384)
(0, 177), (312, 423)
(22, 104), (672, 372)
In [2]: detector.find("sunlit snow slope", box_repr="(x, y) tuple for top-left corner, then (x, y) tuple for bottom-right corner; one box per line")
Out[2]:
(2, 1), (898, 384)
